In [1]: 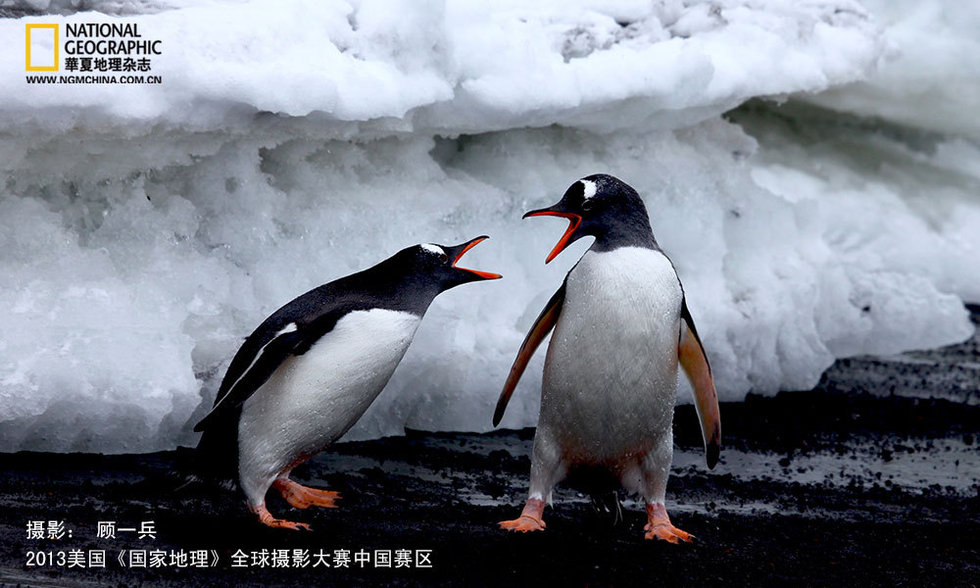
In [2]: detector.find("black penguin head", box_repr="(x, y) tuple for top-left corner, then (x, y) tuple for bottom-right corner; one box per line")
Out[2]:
(408, 235), (502, 291)
(524, 174), (655, 263)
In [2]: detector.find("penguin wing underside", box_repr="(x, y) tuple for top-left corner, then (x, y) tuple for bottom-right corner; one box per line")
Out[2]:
(493, 281), (567, 427)
(678, 296), (721, 469)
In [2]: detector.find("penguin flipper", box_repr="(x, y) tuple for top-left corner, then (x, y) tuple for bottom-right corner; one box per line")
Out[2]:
(194, 328), (307, 432)
(493, 281), (566, 426)
(678, 297), (721, 469)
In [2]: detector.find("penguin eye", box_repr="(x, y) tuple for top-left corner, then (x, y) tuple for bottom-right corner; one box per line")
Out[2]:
(438, 252), (449, 264)
(582, 198), (596, 212)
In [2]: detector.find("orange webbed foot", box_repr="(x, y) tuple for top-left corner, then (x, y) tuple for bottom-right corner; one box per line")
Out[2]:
(644, 502), (694, 543)
(500, 497), (547, 533)
(644, 522), (694, 543)
(253, 504), (312, 531)
(273, 478), (341, 510)
(499, 516), (546, 532)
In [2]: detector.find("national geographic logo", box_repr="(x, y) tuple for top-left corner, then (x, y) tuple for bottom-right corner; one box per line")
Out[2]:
(25, 24), (58, 71)
(25, 22), (163, 85)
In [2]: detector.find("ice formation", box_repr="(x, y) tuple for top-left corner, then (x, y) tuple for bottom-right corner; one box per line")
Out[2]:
(803, 0), (980, 138)
(0, 0), (977, 452)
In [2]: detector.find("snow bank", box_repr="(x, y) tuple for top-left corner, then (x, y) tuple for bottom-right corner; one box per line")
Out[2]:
(3, 0), (881, 130)
(804, 0), (980, 137)
(0, 0), (976, 452)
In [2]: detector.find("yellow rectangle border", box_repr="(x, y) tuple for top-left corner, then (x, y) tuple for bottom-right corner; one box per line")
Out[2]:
(26, 24), (59, 71)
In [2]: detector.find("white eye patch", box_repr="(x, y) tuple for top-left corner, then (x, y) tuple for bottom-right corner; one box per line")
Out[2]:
(580, 179), (597, 200)
(421, 243), (445, 257)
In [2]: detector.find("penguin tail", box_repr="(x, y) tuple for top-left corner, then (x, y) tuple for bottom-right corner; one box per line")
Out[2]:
(567, 465), (624, 527)
(172, 446), (205, 491)
(174, 419), (240, 492)
(589, 490), (624, 527)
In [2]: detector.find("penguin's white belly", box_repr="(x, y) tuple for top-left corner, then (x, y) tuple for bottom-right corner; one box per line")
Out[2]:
(238, 309), (420, 483)
(540, 247), (682, 464)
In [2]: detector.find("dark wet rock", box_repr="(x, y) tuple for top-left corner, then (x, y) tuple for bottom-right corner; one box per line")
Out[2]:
(0, 316), (978, 586)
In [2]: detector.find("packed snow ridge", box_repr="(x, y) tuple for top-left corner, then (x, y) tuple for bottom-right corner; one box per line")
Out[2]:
(4, 0), (883, 130)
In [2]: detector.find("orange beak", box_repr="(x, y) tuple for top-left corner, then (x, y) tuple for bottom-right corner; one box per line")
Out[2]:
(452, 236), (502, 280)
(523, 211), (582, 264)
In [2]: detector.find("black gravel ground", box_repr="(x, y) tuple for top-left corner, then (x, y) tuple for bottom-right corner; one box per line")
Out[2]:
(1, 307), (978, 587)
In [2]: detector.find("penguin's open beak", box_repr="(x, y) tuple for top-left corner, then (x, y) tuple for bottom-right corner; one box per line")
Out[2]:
(448, 236), (502, 280)
(524, 206), (582, 264)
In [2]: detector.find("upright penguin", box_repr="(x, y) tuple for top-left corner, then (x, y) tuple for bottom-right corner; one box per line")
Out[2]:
(193, 237), (501, 530)
(493, 175), (721, 542)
